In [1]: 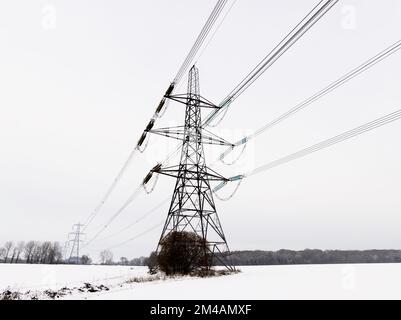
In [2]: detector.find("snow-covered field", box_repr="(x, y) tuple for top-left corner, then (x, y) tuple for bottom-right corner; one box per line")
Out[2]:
(0, 264), (149, 298)
(1, 263), (401, 300)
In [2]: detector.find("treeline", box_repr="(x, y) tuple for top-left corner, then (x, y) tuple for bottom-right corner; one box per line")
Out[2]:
(0, 241), (63, 264)
(0, 242), (146, 266)
(223, 249), (401, 266)
(129, 249), (401, 267)
(5, 244), (401, 266)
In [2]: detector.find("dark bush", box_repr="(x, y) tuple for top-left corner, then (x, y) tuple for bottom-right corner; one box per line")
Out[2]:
(157, 231), (211, 275)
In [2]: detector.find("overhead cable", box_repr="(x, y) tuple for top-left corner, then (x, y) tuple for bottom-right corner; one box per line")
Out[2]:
(203, 0), (339, 127)
(218, 38), (401, 162)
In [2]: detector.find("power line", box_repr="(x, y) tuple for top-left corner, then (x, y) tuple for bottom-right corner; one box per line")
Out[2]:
(149, 0), (341, 180)
(174, 0), (229, 83)
(83, 147), (138, 230)
(194, 0), (238, 64)
(96, 197), (171, 242)
(250, 108), (401, 178)
(101, 0), (338, 256)
(84, 185), (144, 248)
(213, 107), (401, 198)
(218, 38), (401, 162)
(83, 142), (182, 248)
(79, 1), (401, 258)
(92, 103), (401, 248)
(106, 222), (164, 250)
(203, 0), (339, 127)
(81, 1), (232, 232)
(87, 181), (236, 246)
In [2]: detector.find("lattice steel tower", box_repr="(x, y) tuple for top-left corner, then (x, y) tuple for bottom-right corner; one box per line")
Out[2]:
(146, 66), (235, 271)
(68, 223), (85, 264)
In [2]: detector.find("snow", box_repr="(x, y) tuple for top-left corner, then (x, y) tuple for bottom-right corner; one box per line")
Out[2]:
(85, 264), (401, 300)
(0, 264), (147, 292)
(1, 263), (401, 299)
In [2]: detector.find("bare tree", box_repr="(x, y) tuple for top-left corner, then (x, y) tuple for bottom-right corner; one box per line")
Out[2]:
(40, 241), (52, 264)
(47, 242), (63, 264)
(3, 242), (14, 263)
(31, 242), (42, 263)
(10, 247), (18, 263)
(15, 241), (25, 263)
(24, 241), (37, 264)
(2, 241), (63, 265)
(100, 250), (113, 265)
(0, 247), (6, 262)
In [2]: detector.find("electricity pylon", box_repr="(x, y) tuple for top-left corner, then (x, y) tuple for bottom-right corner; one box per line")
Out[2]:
(68, 223), (85, 264)
(146, 66), (235, 271)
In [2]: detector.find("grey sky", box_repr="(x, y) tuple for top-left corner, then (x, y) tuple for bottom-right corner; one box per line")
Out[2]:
(1, 0), (401, 260)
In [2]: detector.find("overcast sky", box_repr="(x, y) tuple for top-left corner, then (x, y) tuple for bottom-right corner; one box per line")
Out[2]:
(1, 0), (401, 261)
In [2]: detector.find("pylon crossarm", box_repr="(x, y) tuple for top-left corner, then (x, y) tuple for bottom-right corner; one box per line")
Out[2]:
(149, 127), (233, 146)
(205, 165), (230, 182)
(169, 209), (217, 215)
(156, 166), (228, 182)
(166, 94), (219, 109)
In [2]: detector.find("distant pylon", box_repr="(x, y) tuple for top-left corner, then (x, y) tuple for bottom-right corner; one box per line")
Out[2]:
(68, 223), (85, 264)
(147, 66), (235, 271)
